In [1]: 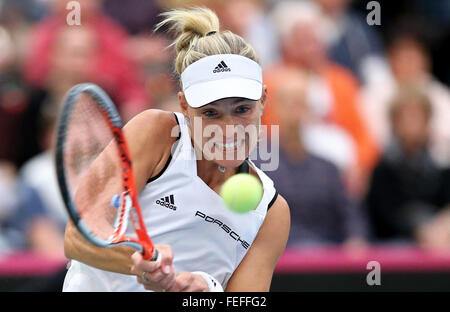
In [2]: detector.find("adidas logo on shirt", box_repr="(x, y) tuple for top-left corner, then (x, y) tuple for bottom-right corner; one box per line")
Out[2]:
(213, 61), (231, 73)
(156, 195), (177, 211)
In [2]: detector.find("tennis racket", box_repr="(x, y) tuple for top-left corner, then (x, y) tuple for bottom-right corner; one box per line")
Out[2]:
(55, 83), (159, 261)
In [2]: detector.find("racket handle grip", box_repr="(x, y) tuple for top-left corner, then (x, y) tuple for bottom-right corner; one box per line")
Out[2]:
(149, 248), (162, 264)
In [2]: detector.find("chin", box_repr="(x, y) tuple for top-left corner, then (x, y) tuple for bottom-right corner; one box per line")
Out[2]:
(206, 139), (251, 168)
(215, 159), (247, 169)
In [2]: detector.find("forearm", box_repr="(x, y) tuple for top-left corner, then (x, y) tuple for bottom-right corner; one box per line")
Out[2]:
(64, 221), (135, 275)
(225, 274), (271, 292)
(226, 196), (290, 292)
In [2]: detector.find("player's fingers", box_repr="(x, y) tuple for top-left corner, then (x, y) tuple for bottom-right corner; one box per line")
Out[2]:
(135, 263), (175, 290)
(158, 270), (176, 290)
(166, 272), (193, 292)
(181, 284), (205, 292)
(146, 264), (175, 289)
(142, 281), (164, 292)
(136, 274), (159, 290)
(144, 266), (172, 284)
(155, 244), (174, 273)
(131, 252), (160, 273)
(165, 280), (183, 292)
(137, 274), (167, 292)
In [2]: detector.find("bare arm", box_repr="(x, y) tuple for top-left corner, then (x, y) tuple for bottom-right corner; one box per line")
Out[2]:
(64, 220), (135, 274)
(225, 195), (290, 291)
(64, 109), (178, 275)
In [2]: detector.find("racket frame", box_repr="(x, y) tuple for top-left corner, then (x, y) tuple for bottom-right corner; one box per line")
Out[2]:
(56, 83), (157, 260)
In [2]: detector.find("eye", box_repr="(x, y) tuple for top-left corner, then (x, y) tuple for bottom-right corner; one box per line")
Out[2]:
(202, 109), (218, 118)
(235, 105), (251, 114)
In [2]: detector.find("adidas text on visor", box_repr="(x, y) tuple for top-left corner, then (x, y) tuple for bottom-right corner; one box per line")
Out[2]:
(180, 54), (263, 108)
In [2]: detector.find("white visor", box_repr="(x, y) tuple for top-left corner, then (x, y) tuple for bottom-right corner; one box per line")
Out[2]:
(181, 54), (263, 108)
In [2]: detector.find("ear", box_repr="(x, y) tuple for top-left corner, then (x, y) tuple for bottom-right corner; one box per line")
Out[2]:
(178, 91), (189, 115)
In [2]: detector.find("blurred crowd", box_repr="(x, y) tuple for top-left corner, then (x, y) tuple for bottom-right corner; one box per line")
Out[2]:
(0, 0), (449, 263)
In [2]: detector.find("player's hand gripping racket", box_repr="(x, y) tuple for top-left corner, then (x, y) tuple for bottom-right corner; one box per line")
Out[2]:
(56, 83), (159, 262)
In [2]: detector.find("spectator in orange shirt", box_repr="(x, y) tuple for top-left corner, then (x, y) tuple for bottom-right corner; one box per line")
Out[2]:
(266, 1), (378, 196)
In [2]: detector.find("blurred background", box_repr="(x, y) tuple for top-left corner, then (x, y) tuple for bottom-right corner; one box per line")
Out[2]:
(0, 0), (449, 291)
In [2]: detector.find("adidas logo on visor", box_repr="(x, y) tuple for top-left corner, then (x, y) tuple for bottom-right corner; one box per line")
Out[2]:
(213, 61), (231, 73)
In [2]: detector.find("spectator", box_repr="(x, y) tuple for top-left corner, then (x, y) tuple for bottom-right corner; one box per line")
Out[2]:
(45, 25), (98, 107)
(266, 0), (379, 196)
(0, 162), (20, 255)
(366, 87), (450, 250)
(313, 0), (390, 86)
(13, 106), (66, 259)
(23, 0), (150, 121)
(102, 0), (162, 35)
(0, 2), (43, 167)
(215, 0), (279, 67)
(361, 20), (450, 167)
(261, 67), (368, 247)
(102, 0), (178, 108)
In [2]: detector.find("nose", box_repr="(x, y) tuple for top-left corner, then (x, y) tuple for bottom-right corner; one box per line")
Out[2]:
(211, 119), (242, 142)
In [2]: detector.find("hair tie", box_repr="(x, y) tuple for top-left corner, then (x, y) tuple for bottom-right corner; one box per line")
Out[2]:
(205, 30), (217, 36)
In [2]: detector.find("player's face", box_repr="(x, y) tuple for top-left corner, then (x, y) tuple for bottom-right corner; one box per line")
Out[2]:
(182, 93), (266, 168)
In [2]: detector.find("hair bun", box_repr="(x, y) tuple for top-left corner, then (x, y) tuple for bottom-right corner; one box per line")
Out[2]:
(156, 7), (220, 53)
(155, 7), (259, 77)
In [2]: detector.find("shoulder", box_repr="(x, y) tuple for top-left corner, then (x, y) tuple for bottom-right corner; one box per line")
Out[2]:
(126, 109), (178, 129)
(124, 109), (179, 144)
(123, 109), (179, 153)
(256, 194), (290, 252)
(123, 109), (180, 182)
(267, 194), (290, 224)
(247, 161), (280, 211)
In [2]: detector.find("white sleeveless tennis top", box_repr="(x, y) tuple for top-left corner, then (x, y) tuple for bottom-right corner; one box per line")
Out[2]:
(63, 112), (278, 292)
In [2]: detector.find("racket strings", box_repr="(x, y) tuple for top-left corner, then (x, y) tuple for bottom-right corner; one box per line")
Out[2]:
(64, 94), (125, 241)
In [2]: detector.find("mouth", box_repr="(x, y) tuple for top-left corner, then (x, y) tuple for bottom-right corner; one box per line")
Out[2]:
(214, 138), (246, 152)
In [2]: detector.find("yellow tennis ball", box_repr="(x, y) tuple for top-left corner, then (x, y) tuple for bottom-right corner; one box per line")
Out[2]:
(220, 173), (263, 214)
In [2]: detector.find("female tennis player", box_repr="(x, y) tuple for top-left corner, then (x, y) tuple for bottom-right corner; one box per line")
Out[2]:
(62, 7), (290, 292)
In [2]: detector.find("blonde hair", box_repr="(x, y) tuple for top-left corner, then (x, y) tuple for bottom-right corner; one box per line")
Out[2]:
(155, 7), (260, 79)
